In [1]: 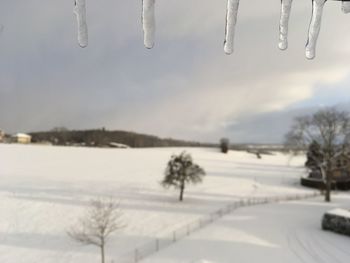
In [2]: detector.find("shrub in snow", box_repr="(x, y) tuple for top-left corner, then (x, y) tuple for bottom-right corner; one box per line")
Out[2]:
(161, 151), (205, 201)
(220, 138), (230, 154)
(256, 152), (261, 159)
(322, 208), (350, 237)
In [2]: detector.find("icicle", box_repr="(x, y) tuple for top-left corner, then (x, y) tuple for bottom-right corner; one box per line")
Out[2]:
(74, 0), (88, 48)
(342, 1), (350, 14)
(142, 0), (156, 49)
(305, 0), (327, 60)
(278, 0), (293, 50)
(224, 0), (240, 55)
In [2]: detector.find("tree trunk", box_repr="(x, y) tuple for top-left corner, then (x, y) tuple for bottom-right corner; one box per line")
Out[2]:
(100, 243), (105, 263)
(325, 169), (331, 202)
(179, 182), (185, 201)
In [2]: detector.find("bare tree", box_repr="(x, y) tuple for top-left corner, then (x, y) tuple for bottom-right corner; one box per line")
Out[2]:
(162, 151), (205, 201)
(67, 198), (124, 263)
(285, 108), (350, 202)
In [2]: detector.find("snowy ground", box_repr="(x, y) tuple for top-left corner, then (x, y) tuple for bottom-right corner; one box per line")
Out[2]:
(0, 144), (341, 263)
(143, 194), (350, 263)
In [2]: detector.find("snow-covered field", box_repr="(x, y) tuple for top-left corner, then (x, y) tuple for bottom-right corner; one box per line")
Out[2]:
(143, 194), (350, 263)
(0, 144), (347, 263)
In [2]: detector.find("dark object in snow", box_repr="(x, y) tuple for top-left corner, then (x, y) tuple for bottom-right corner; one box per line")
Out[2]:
(302, 140), (350, 191)
(220, 138), (230, 154)
(301, 177), (350, 190)
(161, 151), (205, 201)
(322, 209), (350, 237)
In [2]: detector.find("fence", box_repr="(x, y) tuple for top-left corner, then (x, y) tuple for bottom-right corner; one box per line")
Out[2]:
(119, 191), (320, 263)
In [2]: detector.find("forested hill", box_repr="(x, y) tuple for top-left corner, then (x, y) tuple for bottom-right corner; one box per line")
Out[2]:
(29, 129), (213, 148)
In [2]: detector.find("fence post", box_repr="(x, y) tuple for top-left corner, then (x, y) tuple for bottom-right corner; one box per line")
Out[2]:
(134, 249), (139, 263)
(156, 238), (159, 251)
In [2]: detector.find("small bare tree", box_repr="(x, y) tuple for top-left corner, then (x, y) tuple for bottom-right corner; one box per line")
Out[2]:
(285, 108), (350, 202)
(67, 198), (123, 263)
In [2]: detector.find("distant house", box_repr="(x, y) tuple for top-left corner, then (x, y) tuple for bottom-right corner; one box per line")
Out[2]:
(308, 153), (350, 180)
(12, 133), (32, 144)
(303, 152), (350, 190)
(0, 129), (4, 142)
(332, 153), (350, 181)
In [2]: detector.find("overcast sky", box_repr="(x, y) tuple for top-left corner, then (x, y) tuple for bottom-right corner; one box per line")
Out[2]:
(0, 0), (350, 143)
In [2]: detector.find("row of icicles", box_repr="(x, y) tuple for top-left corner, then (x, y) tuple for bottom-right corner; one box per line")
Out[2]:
(74, 0), (350, 60)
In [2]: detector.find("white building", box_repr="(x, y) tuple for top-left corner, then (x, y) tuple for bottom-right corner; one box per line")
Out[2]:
(12, 133), (32, 144)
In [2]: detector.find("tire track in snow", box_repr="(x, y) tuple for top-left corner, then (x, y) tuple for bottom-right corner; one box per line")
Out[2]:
(309, 230), (350, 262)
(295, 229), (330, 263)
(287, 229), (312, 263)
(287, 228), (329, 263)
(302, 230), (341, 263)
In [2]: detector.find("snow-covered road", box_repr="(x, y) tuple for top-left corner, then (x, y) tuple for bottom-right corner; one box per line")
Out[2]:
(143, 194), (350, 263)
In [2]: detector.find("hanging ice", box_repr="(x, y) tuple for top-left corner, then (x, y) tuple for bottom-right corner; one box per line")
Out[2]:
(342, 0), (350, 14)
(142, 0), (156, 49)
(305, 0), (327, 60)
(74, 0), (88, 48)
(278, 0), (293, 50)
(224, 0), (240, 54)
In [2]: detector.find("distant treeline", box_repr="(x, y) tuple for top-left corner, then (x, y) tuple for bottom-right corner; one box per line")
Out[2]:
(30, 128), (215, 148)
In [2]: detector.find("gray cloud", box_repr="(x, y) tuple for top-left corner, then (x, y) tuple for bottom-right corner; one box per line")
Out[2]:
(0, 0), (350, 143)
